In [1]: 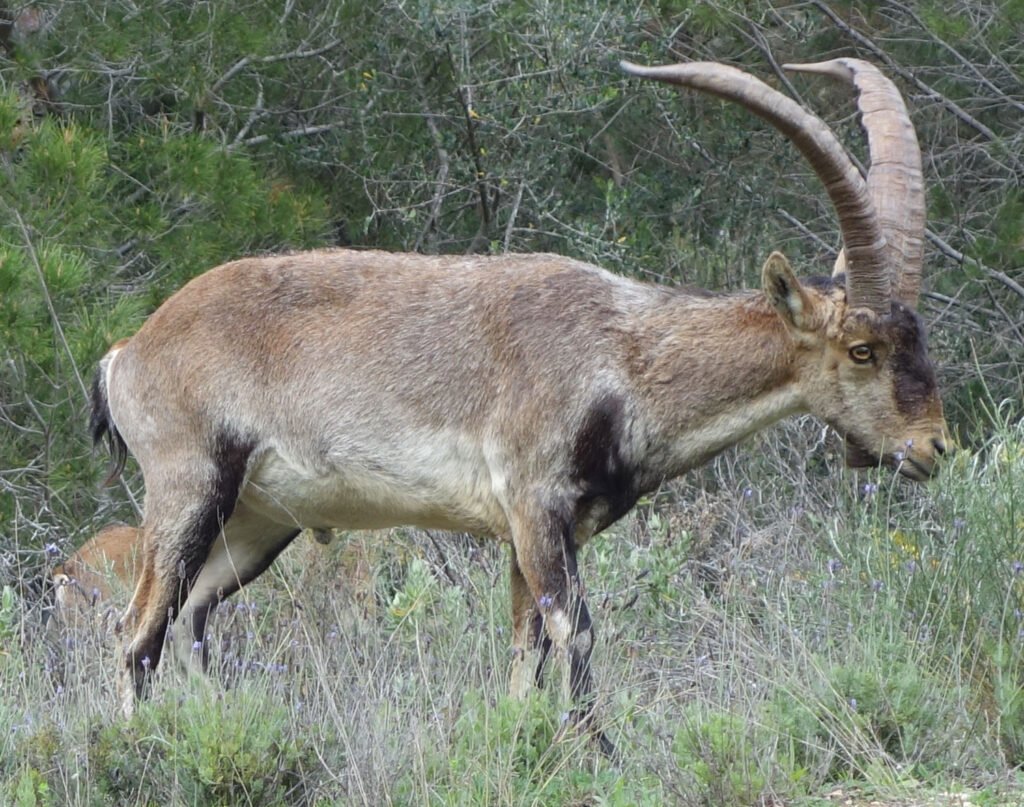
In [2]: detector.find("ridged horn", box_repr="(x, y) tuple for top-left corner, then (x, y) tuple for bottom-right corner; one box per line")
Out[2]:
(784, 59), (925, 308)
(620, 60), (891, 315)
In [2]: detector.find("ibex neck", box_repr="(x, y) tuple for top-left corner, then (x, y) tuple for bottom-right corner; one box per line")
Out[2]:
(635, 290), (803, 479)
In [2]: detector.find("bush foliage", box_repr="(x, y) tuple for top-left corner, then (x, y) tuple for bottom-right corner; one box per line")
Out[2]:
(1, 1), (1021, 803)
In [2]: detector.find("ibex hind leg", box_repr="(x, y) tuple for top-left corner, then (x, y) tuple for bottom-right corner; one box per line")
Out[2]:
(119, 437), (252, 717)
(173, 502), (301, 673)
(118, 491), (225, 716)
(509, 499), (615, 756)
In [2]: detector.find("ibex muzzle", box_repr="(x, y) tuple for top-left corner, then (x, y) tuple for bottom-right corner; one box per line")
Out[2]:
(91, 59), (948, 749)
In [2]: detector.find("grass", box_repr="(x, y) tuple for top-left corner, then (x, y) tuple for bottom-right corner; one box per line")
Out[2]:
(2, 415), (1023, 805)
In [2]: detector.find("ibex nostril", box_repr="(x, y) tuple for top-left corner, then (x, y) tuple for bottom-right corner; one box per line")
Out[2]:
(932, 438), (946, 456)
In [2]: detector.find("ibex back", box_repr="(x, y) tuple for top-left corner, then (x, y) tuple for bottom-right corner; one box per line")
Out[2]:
(91, 60), (948, 748)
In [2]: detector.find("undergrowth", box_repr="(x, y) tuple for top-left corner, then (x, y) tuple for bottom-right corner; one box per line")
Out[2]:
(1, 415), (1022, 805)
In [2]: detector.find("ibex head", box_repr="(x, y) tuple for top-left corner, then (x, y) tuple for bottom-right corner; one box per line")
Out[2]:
(622, 58), (949, 480)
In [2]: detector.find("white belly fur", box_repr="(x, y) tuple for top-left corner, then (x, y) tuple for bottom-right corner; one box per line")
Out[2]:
(241, 433), (510, 538)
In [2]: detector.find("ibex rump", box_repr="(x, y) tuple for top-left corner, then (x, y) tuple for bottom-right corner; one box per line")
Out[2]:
(91, 60), (948, 748)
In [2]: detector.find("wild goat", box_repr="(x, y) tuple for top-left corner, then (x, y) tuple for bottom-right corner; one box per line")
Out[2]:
(50, 524), (335, 629)
(51, 524), (140, 629)
(91, 60), (948, 742)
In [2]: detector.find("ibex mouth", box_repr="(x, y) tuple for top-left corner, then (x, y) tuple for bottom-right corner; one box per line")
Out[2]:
(896, 455), (934, 482)
(845, 437), (936, 482)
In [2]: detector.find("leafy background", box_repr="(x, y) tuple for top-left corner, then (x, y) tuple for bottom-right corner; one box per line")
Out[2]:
(0, 1), (1021, 804)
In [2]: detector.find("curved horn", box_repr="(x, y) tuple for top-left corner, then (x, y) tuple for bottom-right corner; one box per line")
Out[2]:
(620, 60), (890, 315)
(784, 59), (925, 308)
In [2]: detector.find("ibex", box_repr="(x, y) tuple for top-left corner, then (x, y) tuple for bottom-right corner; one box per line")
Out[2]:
(91, 60), (948, 746)
(51, 524), (140, 629)
(51, 524), (332, 628)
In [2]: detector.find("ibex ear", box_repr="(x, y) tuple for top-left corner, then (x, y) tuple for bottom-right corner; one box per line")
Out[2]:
(762, 251), (821, 333)
(831, 248), (847, 279)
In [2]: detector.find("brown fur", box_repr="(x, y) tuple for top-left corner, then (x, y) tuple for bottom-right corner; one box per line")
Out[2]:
(93, 250), (947, 734)
(52, 524), (140, 628)
(90, 63), (950, 755)
(52, 524), (353, 629)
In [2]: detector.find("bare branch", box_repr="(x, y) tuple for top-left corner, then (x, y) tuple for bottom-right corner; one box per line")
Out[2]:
(444, 42), (493, 250)
(886, 1), (1024, 115)
(414, 111), (452, 254)
(230, 121), (346, 149)
(925, 229), (1024, 301)
(210, 39), (343, 96)
(811, 1), (1008, 148)
(503, 180), (525, 253)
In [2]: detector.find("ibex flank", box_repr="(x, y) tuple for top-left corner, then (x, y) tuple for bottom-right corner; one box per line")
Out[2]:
(90, 59), (948, 751)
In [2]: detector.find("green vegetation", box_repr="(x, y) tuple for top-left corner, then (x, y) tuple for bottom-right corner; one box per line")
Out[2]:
(2, 420), (1022, 804)
(1, 0), (1021, 804)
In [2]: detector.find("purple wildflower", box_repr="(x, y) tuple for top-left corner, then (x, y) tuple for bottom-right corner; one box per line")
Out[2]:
(538, 594), (554, 610)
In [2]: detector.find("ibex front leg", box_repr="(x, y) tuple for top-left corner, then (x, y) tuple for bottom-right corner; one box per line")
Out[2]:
(509, 550), (552, 698)
(509, 499), (613, 754)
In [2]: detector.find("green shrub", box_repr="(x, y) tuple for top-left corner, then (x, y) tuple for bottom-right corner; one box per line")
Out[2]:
(673, 707), (767, 806)
(90, 687), (324, 805)
(766, 643), (955, 782)
(401, 689), (662, 806)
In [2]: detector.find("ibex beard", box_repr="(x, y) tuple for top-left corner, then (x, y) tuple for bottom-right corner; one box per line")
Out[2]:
(90, 59), (948, 753)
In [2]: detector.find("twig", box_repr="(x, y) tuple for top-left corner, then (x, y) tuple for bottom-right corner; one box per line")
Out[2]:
(230, 120), (346, 149)
(885, 0), (1024, 116)
(210, 40), (343, 97)
(503, 180), (525, 252)
(14, 211), (87, 400)
(925, 229), (1024, 301)
(232, 84), (266, 145)
(811, 1), (1007, 148)
(414, 110), (452, 253)
(776, 209), (837, 255)
(744, 22), (805, 104)
(444, 43), (492, 247)
(424, 530), (460, 591)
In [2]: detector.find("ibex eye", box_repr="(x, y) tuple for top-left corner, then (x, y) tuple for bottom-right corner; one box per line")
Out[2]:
(849, 345), (874, 364)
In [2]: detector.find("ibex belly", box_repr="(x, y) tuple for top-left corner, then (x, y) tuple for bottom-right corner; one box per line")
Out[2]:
(242, 439), (510, 538)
